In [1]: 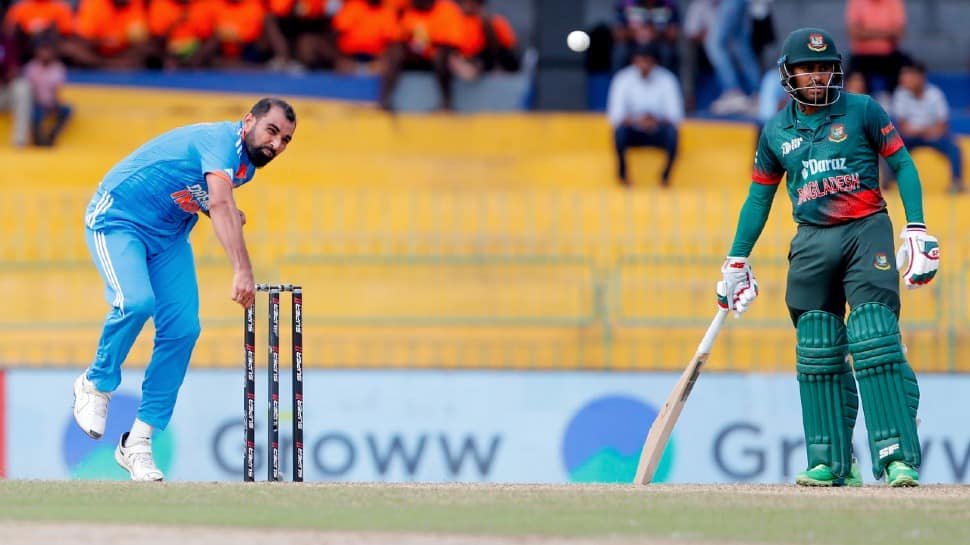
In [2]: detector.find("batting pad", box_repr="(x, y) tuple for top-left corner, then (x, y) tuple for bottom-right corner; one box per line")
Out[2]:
(796, 310), (857, 478)
(847, 302), (921, 478)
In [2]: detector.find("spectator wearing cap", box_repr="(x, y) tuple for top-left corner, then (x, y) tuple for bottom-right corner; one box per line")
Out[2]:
(606, 42), (683, 187)
(890, 60), (965, 193)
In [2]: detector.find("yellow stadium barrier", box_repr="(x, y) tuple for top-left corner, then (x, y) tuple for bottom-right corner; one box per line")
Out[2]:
(0, 86), (969, 372)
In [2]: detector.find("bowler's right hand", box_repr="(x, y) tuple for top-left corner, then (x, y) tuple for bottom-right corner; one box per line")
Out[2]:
(232, 269), (256, 309)
(717, 256), (759, 317)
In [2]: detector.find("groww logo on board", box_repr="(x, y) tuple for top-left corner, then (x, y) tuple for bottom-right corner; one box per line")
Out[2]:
(561, 395), (674, 483)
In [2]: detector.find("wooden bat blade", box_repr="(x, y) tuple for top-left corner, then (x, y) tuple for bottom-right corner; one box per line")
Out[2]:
(632, 351), (710, 485)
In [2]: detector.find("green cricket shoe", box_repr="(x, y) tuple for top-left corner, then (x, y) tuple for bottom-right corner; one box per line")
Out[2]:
(886, 461), (919, 487)
(795, 461), (863, 487)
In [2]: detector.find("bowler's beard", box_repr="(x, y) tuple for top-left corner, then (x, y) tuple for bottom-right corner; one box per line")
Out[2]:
(244, 134), (274, 168)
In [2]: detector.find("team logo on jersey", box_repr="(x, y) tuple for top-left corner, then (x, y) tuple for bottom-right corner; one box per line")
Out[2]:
(808, 33), (828, 52)
(874, 253), (891, 271)
(828, 124), (847, 143)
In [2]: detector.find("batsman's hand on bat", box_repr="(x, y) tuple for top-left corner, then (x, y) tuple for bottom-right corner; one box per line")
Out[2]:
(896, 223), (939, 289)
(232, 268), (256, 309)
(717, 256), (758, 317)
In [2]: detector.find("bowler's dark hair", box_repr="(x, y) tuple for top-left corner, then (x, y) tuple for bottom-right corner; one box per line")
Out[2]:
(250, 98), (296, 123)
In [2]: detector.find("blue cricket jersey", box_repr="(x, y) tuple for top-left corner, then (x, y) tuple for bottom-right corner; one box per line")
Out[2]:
(85, 121), (257, 239)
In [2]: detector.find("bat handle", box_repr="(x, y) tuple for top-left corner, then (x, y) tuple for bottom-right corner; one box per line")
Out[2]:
(696, 309), (729, 354)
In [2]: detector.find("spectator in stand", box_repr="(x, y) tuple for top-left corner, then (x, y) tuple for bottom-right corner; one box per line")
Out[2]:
(448, 0), (519, 81)
(680, 0), (714, 112)
(607, 42), (683, 188)
(890, 60), (965, 194)
(613, 0), (679, 74)
(748, 0), (775, 69)
(844, 68), (893, 110)
(844, 70), (867, 95)
(330, 0), (398, 74)
(65, 0), (152, 69)
(24, 37), (69, 146)
(705, 0), (761, 115)
(845, 0), (908, 97)
(0, 25), (31, 146)
(2, 0), (74, 63)
(379, 0), (463, 112)
(267, 0), (331, 70)
(194, 0), (289, 69)
(147, 0), (215, 70)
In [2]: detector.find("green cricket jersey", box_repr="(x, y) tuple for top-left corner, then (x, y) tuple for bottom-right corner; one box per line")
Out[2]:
(753, 92), (904, 226)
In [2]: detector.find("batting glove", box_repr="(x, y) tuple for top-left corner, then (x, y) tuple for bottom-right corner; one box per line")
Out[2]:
(895, 223), (940, 289)
(717, 257), (759, 317)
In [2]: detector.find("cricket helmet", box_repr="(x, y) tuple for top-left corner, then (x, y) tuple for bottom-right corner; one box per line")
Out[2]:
(777, 27), (843, 106)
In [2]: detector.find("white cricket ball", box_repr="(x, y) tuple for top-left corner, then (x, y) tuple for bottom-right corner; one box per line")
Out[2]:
(567, 30), (590, 53)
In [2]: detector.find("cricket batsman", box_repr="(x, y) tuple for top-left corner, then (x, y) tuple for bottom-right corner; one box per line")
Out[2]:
(717, 28), (938, 487)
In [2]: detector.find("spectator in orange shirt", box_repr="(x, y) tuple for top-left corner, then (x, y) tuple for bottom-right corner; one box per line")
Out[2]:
(449, 0), (519, 80)
(845, 0), (910, 96)
(64, 0), (152, 69)
(330, 0), (398, 74)
(267, 0), (329, 69)
(3, 0), (74, 62)
(195, 0), (288, 69)
(147, 0), (215, 69)
(379, 0), (463, 111)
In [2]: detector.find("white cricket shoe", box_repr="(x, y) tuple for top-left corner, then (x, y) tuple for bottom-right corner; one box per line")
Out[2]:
(73, 373), (110, 439)
(115, 432), (164, 481)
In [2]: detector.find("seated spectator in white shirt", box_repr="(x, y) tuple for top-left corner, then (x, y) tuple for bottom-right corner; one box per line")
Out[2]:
(606, 42), (684, 187)
(890, 60), (964, 193)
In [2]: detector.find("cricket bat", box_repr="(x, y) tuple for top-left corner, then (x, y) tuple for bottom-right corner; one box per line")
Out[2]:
(633, 309), (729, 485)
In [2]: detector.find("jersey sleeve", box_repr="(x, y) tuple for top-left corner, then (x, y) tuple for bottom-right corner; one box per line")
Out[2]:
(196, 128), (238, 185)
(752, 129), (784, 185)
(863, 96), (904, 157)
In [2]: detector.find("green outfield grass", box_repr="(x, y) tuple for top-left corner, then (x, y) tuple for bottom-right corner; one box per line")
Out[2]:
(1, 481), (968, 544)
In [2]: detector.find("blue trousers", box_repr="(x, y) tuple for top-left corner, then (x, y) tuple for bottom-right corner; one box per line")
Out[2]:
(703, 0), (761, 95)
(614, 124), (679, 185)
(85, 227), (201, 430)
(32, 103), (71, 147)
